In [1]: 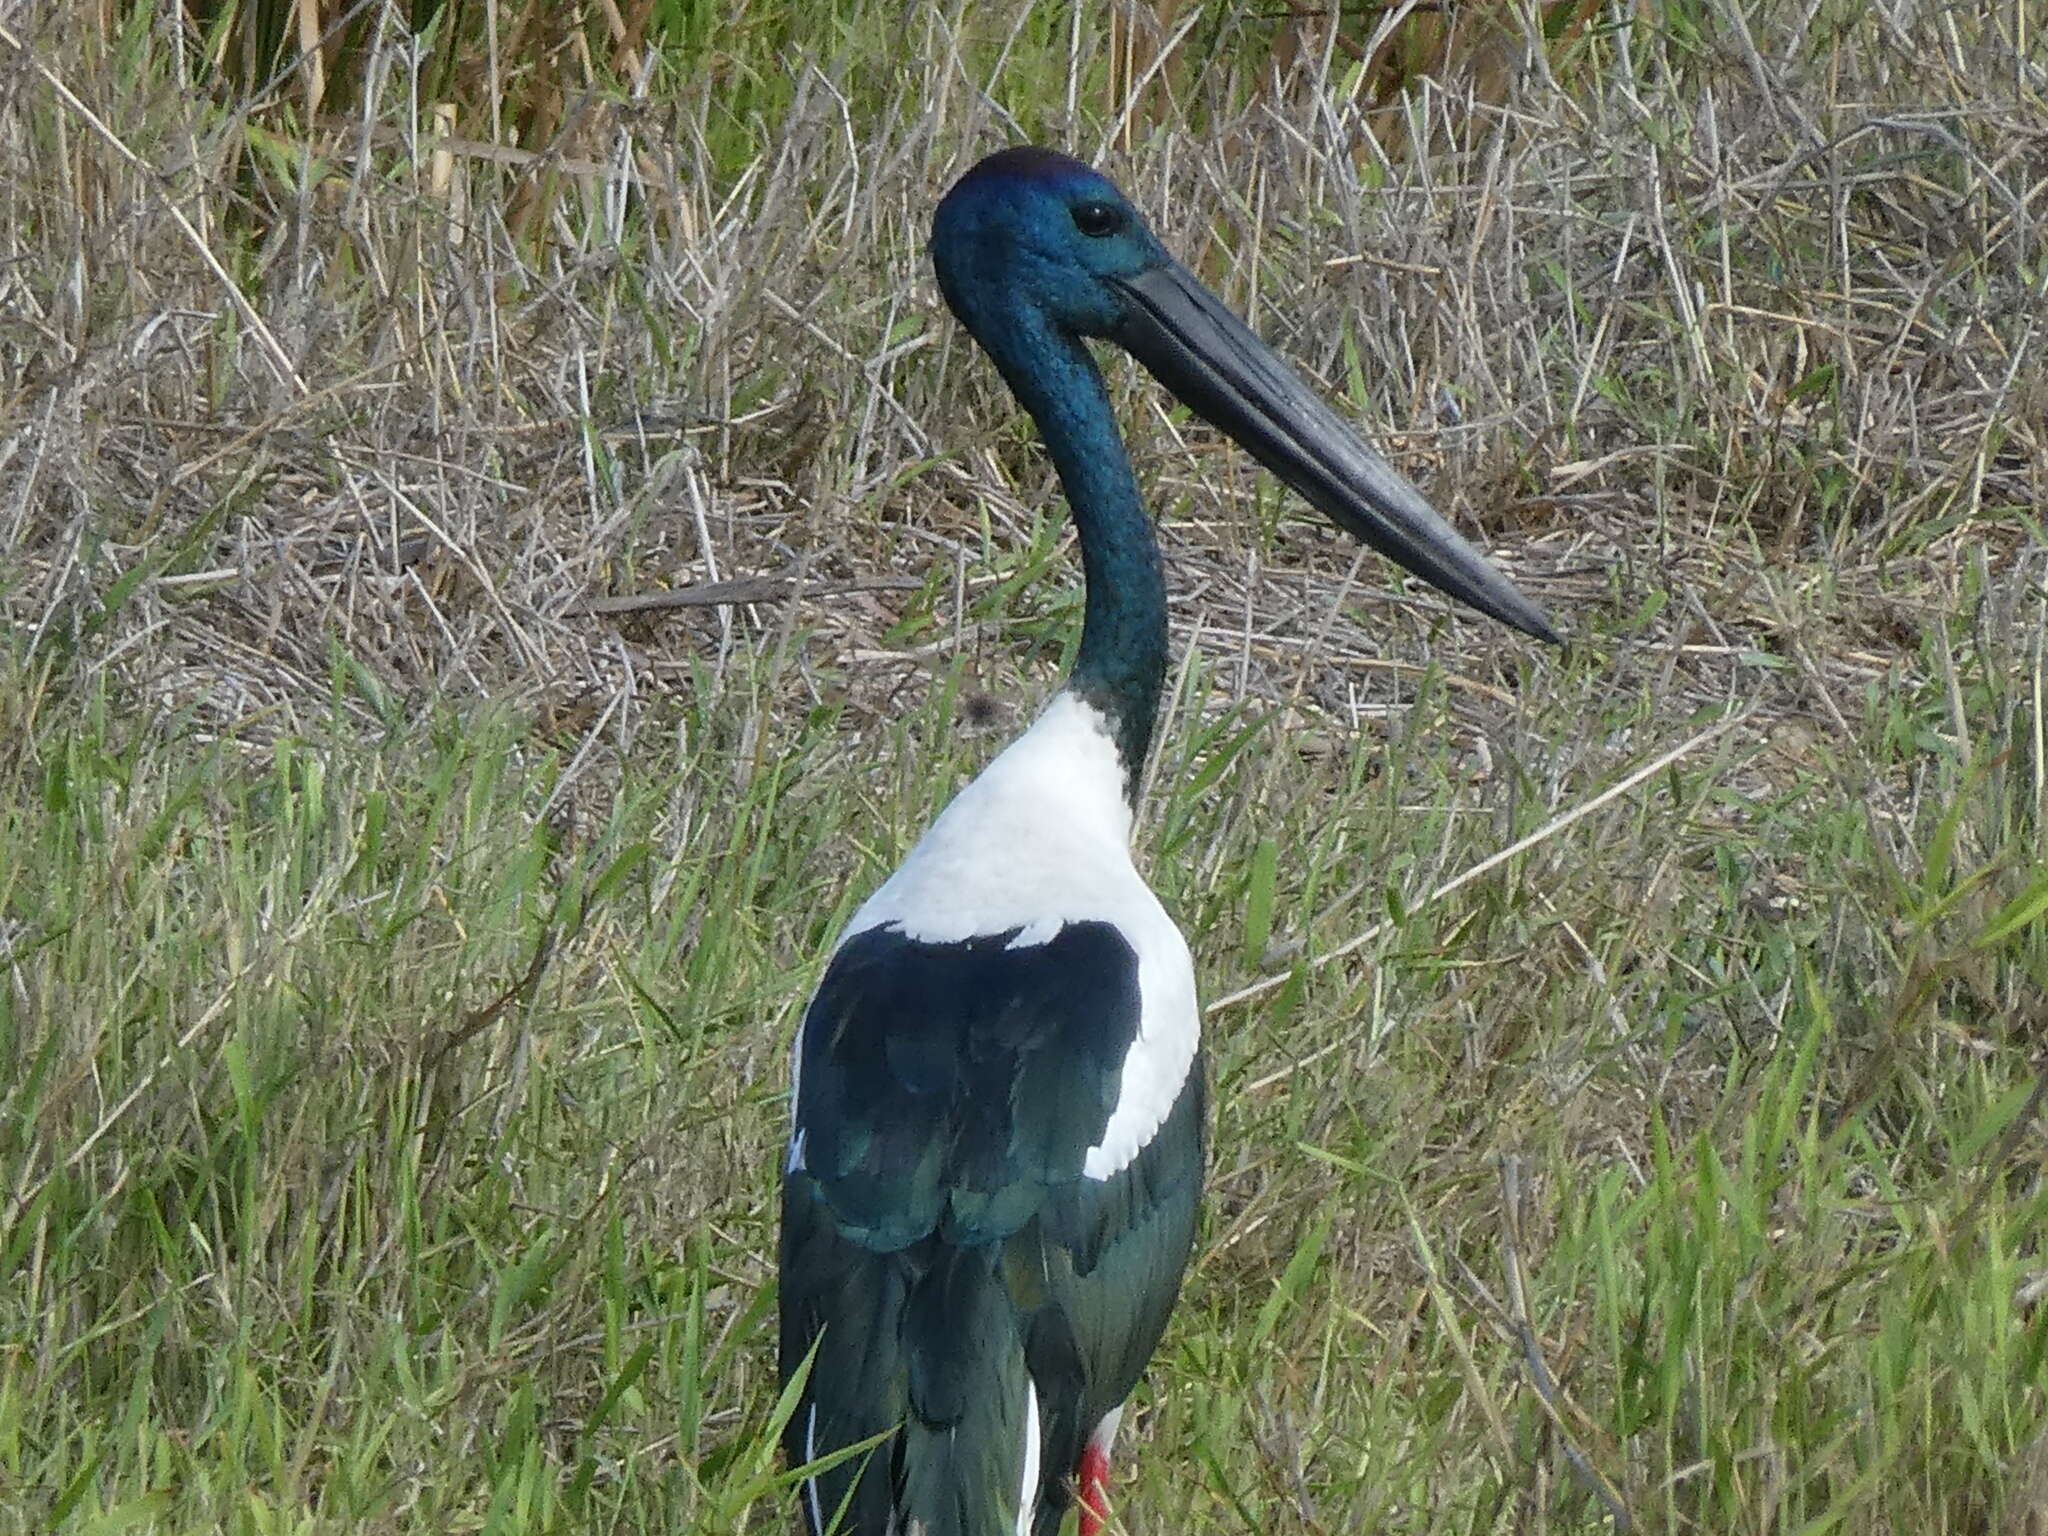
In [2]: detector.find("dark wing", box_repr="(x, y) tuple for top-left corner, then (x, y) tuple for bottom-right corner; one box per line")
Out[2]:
(780, 919), (1202, 1536)
(796, 921), (1140, 1250)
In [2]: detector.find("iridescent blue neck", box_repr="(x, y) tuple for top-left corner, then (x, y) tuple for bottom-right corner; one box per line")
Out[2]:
(974, 315), (1166, 795)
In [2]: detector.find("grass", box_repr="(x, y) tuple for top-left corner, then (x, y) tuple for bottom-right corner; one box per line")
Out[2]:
(2, 0), (2046, 1531)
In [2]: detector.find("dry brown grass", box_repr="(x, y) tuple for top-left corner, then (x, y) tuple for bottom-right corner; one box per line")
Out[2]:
(3, 3), (2040, 767)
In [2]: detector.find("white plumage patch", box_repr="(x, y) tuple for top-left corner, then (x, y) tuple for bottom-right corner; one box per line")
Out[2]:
(831, 691), (1199, 1181)
(1015, 1379), (1041, 1536)
(1087, 1403), (1124, 1460)
(803, 1405), (826, 1535)
(846, 693), (1137, 943)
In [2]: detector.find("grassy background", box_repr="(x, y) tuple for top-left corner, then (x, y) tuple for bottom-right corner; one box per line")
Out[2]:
(3, 1), (2046, 1531)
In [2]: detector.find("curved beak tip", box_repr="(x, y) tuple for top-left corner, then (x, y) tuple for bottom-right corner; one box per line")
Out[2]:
(1506, 597), (1564, 647)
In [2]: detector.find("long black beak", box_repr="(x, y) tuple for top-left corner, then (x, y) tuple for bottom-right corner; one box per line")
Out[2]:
(1108, 262), (1558, 643)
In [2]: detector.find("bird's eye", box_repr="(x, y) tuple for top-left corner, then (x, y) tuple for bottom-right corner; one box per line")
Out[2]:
(1072, 200), (1124, 238)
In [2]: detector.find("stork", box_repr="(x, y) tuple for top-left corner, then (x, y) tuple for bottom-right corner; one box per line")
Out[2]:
(778, 147), (1556, 1536)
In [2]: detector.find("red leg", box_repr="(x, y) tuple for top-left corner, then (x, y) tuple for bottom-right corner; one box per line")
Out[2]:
(1076, 1439), (1111, 1536)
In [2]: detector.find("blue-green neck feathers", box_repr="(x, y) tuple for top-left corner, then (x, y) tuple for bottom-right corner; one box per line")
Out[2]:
(966, 314), (1167, 782)
(932, 150), (1172, 787)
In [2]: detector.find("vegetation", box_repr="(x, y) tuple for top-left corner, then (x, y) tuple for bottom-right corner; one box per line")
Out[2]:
(1, 0), (2043, 1530)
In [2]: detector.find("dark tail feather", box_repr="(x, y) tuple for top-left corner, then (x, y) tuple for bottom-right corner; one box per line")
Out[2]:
(781, 1226), (907, 1536)
(896, 1245), (1032, 1535)
(783, 1189), (1036, 1535)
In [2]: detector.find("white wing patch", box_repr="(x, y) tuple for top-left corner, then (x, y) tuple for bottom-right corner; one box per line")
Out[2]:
(1084, 938), (1197, 1180)
(1005, 916), (1066, 949)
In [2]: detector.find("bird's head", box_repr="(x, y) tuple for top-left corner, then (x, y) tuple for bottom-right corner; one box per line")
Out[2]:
(929, 147), (1559, 644)
(930, 147), (1167, 342)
